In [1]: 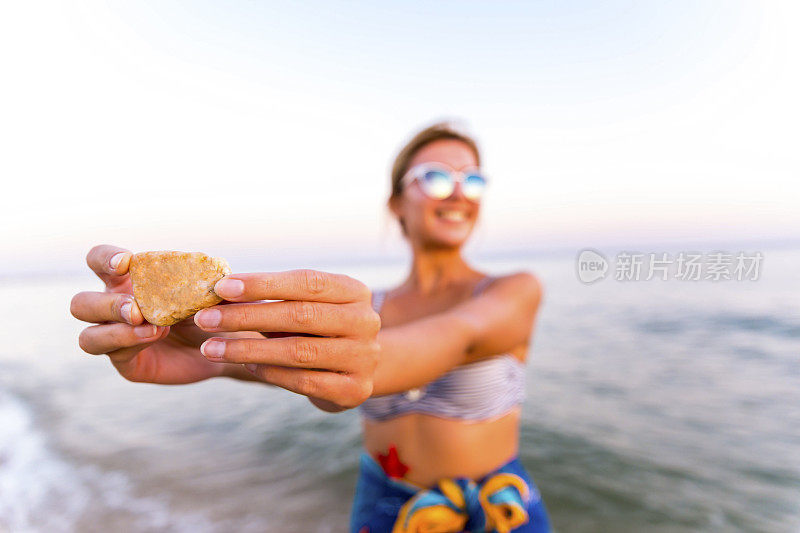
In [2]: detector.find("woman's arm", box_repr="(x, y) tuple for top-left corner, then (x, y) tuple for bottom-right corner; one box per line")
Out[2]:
(192, 271), (381, 409)
(371, 272), (542, 396)
(73, 245), (380, 405)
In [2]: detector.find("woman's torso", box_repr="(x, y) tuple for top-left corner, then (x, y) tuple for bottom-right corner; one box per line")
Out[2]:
(361, 274), (529, 487)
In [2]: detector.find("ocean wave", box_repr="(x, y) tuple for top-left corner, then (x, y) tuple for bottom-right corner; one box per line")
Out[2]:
(0, 390), (214, 533)
(636, 311), (800, 338)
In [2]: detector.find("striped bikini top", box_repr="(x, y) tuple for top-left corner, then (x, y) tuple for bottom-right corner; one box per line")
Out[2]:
(359, 276), (526, 422)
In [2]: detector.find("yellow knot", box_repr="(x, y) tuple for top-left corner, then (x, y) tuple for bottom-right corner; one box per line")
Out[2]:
(392, 473), (530, 532)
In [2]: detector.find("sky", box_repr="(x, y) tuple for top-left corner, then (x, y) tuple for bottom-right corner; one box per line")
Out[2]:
(1, 1), (798, 274)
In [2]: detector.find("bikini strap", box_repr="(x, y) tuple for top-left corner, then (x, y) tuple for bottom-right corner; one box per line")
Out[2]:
(472, 275), (497, 296)
(371, 289), (387, 313)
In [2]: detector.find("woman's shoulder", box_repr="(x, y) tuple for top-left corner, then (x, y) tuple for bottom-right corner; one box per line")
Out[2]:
(477, 271), (542, 298)
(473, 271), (543, 316)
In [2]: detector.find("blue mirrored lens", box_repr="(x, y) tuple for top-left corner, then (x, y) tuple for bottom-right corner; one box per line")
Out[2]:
(462, 174), (487, 200)
(422, 170), (455, 199)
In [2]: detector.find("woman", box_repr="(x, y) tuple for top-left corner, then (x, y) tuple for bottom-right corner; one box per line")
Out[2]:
(70, 122), (550, 532)
(350, 123), (550, 532)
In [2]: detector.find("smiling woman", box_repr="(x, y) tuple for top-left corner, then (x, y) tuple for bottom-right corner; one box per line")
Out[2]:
(70, 122), (550, 532)
(350, 123), (551, 532)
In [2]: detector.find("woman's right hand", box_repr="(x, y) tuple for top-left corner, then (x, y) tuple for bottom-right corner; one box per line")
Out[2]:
(70, 244), (236, 384)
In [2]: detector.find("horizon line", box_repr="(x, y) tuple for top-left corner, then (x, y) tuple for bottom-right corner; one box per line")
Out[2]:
(0, 235), (796, 283)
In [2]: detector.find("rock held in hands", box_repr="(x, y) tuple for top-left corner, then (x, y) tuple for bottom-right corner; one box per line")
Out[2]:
(129, 251), (232, 327)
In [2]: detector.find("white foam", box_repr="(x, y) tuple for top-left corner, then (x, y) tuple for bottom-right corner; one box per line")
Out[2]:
(0, 390), (214, 532)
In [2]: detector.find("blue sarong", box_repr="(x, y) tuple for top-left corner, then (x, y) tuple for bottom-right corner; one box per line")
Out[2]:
(350, 452), (552, 533)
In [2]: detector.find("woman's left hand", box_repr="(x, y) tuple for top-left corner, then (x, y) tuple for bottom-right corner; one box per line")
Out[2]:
(194, 270), (381, 410)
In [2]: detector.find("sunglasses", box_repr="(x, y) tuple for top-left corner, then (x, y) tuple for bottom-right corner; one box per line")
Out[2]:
(401, 163), (488, 202)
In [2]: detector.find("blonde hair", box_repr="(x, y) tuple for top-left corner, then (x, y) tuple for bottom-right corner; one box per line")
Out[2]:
(390, 122), (481, 201)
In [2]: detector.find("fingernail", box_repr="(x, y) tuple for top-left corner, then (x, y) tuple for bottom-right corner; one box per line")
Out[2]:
(134, 324), (157, 338)
(244, 364), (257, 373)
(214, 278), (244, 298)
(201, 339), (225, 359)
(120, 301), (133, 324)
(194, 309), (221, 329)
(109, 252), (126, 272)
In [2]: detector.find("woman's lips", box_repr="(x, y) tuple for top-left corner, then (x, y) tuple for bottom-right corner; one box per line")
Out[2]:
(435, 208), (469, 223)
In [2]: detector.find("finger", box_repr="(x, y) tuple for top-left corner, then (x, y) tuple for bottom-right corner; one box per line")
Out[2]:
(105, 326), (171, 367)
(78, 322), (166, 355)
(194, 300), (370, 336)
(70, 291), (144, 325)
(213, 270), (370, 304)
(86, 244), (132, 288)
(245, 365), (371, 408)
(200, 335), (366, 372)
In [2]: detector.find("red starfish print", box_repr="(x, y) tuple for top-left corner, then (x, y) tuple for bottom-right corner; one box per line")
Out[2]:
(376, 444), (410, 479)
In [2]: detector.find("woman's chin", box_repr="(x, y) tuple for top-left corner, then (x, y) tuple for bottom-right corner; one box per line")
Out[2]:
(424, 229), (473, 249)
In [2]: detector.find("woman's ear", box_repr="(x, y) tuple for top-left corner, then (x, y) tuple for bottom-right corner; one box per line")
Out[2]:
(388, 195), (402, 217)
(388, 196), (407, 236)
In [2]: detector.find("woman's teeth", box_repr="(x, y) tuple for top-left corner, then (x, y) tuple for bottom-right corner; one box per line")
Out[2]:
(437, 210), (467, 222)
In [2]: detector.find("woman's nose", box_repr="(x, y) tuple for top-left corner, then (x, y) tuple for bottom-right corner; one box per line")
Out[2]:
(447, 181), (467, 201)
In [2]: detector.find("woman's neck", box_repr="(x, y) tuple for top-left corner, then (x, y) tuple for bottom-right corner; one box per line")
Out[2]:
(403, 245), (476, 295)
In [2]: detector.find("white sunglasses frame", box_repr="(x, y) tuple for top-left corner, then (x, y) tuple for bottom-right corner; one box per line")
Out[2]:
(400, 162), (488, 202)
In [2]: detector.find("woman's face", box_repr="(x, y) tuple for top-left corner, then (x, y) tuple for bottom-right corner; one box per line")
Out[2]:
(392, 139), (481, 249)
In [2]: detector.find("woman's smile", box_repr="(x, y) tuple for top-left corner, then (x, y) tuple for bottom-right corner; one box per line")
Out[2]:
(435, 207), (470, 223)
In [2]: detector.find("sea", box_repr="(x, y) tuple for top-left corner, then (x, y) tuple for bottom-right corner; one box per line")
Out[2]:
(0, 246), (798, 532)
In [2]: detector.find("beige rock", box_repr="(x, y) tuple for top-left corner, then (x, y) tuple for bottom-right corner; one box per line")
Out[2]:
(129, 251), (232, 326)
